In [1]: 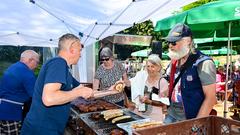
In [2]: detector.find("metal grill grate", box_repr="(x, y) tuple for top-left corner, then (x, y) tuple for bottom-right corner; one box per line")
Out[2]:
(79, 109), (144, 135)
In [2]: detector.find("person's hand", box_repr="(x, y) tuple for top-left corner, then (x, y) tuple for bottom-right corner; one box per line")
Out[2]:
(139, 96), (150, 104)
(126, 102), (136, 111)
(78, 87), (94, 99)
(113, 80), (125, 92)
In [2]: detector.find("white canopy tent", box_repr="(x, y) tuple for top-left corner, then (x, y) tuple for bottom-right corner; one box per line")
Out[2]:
(0, 0), (197, 47)
(81, 0), (198, 46)
(0, 0), (132, 47)
(0, 0), (198, 82)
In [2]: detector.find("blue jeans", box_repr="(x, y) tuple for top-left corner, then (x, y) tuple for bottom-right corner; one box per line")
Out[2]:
(163, 102), (186, 124)
(163, 114), (178, 124)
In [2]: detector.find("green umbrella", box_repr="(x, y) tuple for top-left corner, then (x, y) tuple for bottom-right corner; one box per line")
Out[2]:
(131, 49), (151, 57)
(218, 47), (237, 55)
(194, 36), (240, 44)
(201, 47), (237, 55)
(155, 0), (240, 38)
(155, 0), (240, 117)
(201, 49), (219, 55)
(131, 49), (169, 59)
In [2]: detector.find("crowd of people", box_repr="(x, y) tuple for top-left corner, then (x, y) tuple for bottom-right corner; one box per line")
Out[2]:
(1, 23), (239, 135)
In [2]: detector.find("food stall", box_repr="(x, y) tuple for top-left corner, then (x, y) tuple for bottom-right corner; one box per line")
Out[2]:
(66, 98), (144, 135)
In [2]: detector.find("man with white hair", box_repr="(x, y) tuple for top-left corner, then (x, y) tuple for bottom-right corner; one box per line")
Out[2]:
(164, 23), (216, 124)
(21, 33), (93, 135)
(0, 50), (40, 135)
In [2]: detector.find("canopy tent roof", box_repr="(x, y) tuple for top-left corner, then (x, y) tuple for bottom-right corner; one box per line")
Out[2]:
(81, 0), (198, 46)
(0, 0), (132, 47)
(0, 0), (197, 47)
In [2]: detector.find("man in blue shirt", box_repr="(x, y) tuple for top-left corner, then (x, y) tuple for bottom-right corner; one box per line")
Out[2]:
(21, 33), (93, 135)
(0, 50), (40, 135)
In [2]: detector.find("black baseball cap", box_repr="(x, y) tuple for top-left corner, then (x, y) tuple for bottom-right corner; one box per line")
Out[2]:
(165, 23), (192, 42)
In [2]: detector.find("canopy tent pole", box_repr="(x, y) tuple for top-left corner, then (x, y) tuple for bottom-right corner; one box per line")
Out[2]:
(224, 21), (232, 118)
(230, 40), (233, 78)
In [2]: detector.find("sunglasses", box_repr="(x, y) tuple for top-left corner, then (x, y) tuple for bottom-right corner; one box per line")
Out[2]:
(166, 41), (177, 46)
(101, 58), (110, 61)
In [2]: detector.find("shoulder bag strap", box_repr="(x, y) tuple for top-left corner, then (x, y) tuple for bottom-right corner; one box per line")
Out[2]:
(168, 60), (177, 99)
(169, 53), (200, 101)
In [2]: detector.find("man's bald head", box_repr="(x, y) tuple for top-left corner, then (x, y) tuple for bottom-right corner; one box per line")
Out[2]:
(20, 50), (39, 61)
(20, 50), (40, 70)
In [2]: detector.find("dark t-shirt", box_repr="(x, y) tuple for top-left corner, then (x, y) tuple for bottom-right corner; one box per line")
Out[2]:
(21, 57), (79, 135)
(94, 61), (125, 103)
(0, 61), (36, 120)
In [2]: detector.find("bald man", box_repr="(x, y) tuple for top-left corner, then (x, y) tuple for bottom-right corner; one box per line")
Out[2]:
(0, 50), (40, 135)
(21, 33), (93, 135)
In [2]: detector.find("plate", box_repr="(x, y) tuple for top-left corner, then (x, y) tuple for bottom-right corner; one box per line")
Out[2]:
(117, 118), (150, 135)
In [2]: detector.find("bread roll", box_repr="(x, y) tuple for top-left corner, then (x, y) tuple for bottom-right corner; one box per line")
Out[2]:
(115, 83), (124, 92)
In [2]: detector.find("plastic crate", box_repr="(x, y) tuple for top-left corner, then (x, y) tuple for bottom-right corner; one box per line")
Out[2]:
(133, 116), (240, 135)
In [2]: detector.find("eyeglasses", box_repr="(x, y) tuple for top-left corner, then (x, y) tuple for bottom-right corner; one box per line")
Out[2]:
(101, 58), (110, 61)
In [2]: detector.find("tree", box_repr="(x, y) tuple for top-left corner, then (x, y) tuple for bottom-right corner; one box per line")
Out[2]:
(116, 20), (165, 59)
(183, 0), (218, 11)
(0, 46), (43, 76)
(119, 20), (163, 41)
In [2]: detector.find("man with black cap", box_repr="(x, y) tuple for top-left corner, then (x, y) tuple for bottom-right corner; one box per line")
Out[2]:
(164, 23), (216, 124)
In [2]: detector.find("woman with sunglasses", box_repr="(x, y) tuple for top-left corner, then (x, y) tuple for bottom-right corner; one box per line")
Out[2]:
(93, 47), (130, 106)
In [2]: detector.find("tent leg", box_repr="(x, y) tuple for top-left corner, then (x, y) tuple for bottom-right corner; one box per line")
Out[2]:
(223, 21), (232, 118)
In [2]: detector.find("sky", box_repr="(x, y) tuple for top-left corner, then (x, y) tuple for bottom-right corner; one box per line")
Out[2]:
(0, 0), (132, 46)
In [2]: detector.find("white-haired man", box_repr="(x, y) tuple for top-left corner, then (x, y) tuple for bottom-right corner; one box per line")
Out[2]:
(164, 23), (216, 124)
(0, 50), (40, 135)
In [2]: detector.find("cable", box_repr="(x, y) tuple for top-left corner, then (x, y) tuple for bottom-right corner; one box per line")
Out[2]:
(0, 32), (18, 38)
(97, 2), (134, 40)
(82, 23), (97, 44)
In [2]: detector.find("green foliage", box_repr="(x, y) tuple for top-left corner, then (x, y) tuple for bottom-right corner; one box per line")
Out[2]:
(120, 20), (164, 41)
(120, 20), (152, 35)
(117, 20), (166, 54)
(116, 19), (182, 55)
(0, 46), (43, 76)
(0, 46), (42, 61)
(34, 64), (42, 76)
(115, 44), (147, 60)
(183, 0), (218, 11)
(0, 46), (22, 62)
(0, 61), (12, 77)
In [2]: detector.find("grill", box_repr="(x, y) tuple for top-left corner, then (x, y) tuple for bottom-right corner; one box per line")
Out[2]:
(68, 98), (144, 135)
(79, 109), (143, 135)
